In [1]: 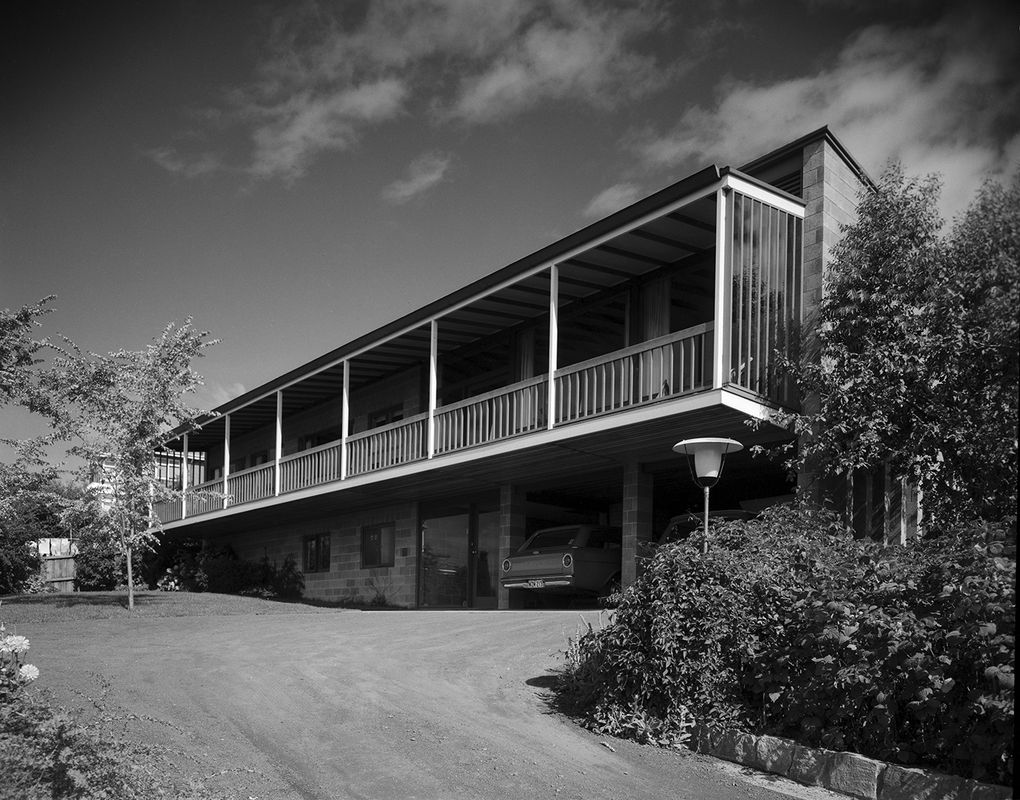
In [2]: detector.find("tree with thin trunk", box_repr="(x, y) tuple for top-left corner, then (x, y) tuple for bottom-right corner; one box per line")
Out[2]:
(34, 320), (215, 608)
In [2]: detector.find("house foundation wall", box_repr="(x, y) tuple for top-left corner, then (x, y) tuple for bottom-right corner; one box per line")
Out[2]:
(215, 501), (420, 607)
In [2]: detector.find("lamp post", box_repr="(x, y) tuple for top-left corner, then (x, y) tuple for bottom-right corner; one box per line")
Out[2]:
(672, 437), (743, 554)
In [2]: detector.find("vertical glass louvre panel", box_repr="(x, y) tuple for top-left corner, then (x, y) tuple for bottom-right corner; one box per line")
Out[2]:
(729, 191), (802, 404)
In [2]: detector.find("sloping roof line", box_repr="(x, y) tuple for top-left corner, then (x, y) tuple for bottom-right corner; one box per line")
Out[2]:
(177, 126), (856, 436)
(739, 125), (875, 189)
(184, 163), (722, 429)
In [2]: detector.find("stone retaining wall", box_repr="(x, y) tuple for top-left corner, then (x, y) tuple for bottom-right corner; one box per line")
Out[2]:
(690, 726), (1013, 800)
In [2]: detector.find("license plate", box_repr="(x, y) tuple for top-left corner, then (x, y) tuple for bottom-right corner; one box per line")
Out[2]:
(526, 579), (546, 588)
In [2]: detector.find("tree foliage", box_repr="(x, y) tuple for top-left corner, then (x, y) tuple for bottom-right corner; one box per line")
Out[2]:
(0, 481), (87, 595)
(33, 320), (216, 607)
(0, 297), (52, 407)
(787, 165), (1019, 530)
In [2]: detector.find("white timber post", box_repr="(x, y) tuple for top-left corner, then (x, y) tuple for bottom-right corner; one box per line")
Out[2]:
(547, 264), (559, 430)
(223, 414), (231, 507)
(340, 360), (349, 480)
(181, 433), (189, 519)
(427, 319), (438, 458)
(274, 390), (283, 496)
(713, 185), (732, 389)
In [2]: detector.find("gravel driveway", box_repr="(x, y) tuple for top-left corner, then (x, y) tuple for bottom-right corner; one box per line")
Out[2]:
(25, 608), (833, 800)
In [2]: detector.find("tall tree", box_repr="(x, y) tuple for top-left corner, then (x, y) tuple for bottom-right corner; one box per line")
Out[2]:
(786, 165), (1019, 530)
(37, 320), (215, 608)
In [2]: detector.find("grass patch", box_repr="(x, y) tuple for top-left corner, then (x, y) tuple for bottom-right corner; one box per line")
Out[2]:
(0, 590), (347, 624)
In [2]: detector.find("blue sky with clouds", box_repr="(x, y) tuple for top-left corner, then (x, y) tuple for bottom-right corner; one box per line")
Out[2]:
(2, 0), (1017, 439)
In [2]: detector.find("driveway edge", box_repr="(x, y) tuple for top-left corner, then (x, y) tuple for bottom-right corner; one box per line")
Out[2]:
(689, 725), (1013, 800)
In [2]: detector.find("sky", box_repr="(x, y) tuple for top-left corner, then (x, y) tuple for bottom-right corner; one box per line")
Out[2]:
(2, 0), (1018, 441)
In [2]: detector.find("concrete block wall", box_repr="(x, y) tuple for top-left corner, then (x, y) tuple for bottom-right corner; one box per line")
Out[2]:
(800, 138), (864, 363)
(497, 484), (527, 609)
(798, 138), (866, 503)
(621, 462), (653, 588)
(219, 500), (419, 607)
(328, 502), (419, 607)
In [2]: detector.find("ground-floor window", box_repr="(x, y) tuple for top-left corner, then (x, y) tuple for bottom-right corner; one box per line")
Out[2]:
(362, 523), (395, 568)
(303, 533), (331, 572)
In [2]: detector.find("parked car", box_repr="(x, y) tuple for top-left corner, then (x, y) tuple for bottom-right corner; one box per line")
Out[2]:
(500, 524), (621, 596)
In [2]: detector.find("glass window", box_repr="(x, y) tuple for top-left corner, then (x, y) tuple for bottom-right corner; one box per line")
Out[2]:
(523, 528), (578, 550)
(303, 533), (331, 573)
(362, 523), (395, 568)
(368, 406), (404, 430)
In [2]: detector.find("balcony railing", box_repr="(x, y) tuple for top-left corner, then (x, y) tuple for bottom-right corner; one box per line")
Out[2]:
(434, 375), (547, 454)
(555, 323), (712, 424)
(227, 462), (275, 506)
(186, 478), (226, 516)
(157, 327), (716, 522)
(280, 441), (342, 494)
(347, 412), (428, 477)
(154, 498), (183, 524)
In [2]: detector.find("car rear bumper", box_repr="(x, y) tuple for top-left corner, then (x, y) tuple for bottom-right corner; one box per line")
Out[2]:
(501, 576), (573, 590)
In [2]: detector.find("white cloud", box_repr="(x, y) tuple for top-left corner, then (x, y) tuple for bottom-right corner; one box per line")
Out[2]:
(582, 182), (644, 217)
(449, 1), (669, 122)
(245, 79), (408, 182)
(382, 152), (453, 204)
(206, 381), (247, 407)
(628, 6), (1019, 218)
(147, 147), (221, 178)
(153, 0), (678, 183)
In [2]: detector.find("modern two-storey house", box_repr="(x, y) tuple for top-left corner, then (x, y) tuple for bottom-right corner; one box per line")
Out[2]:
(152, 127), (907, 609)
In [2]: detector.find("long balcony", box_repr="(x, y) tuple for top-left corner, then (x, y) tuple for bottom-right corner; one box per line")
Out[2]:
(154, 169), (803, 525)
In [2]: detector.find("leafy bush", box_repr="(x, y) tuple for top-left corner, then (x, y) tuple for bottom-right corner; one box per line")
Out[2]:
(0, 481), (81, 595)
(0, 529), (40, 595)
(557, 504), (1015, 785)
(156, 541), (304, 599)
(72, 538), (121, 591)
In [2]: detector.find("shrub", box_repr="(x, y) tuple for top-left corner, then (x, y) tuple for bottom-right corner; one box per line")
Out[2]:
(72, 538), (121, 591)
(269, 555), (304, 599)
(155, 541), (304, 599)
(0, 523), (42, 596)
(557, 504), (1015, 785)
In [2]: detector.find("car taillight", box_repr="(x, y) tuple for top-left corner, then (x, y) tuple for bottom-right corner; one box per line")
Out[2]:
(502, 559), (511, 573)
(562, 553), (573, 568)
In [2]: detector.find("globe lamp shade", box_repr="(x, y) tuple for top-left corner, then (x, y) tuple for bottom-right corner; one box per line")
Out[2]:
(672, 438), (743, 488)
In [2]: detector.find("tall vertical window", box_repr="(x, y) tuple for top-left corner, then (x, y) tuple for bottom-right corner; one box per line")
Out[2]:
(361, 523), (395, 568)
(303, 533), (331, 572)
(729, 191), (803, 405)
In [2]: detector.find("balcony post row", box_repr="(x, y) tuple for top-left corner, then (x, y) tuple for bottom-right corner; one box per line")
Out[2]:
(168, 175), (803, 515)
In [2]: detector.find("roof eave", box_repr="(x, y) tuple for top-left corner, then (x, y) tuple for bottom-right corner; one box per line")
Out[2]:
(739, 125), (875, 190)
